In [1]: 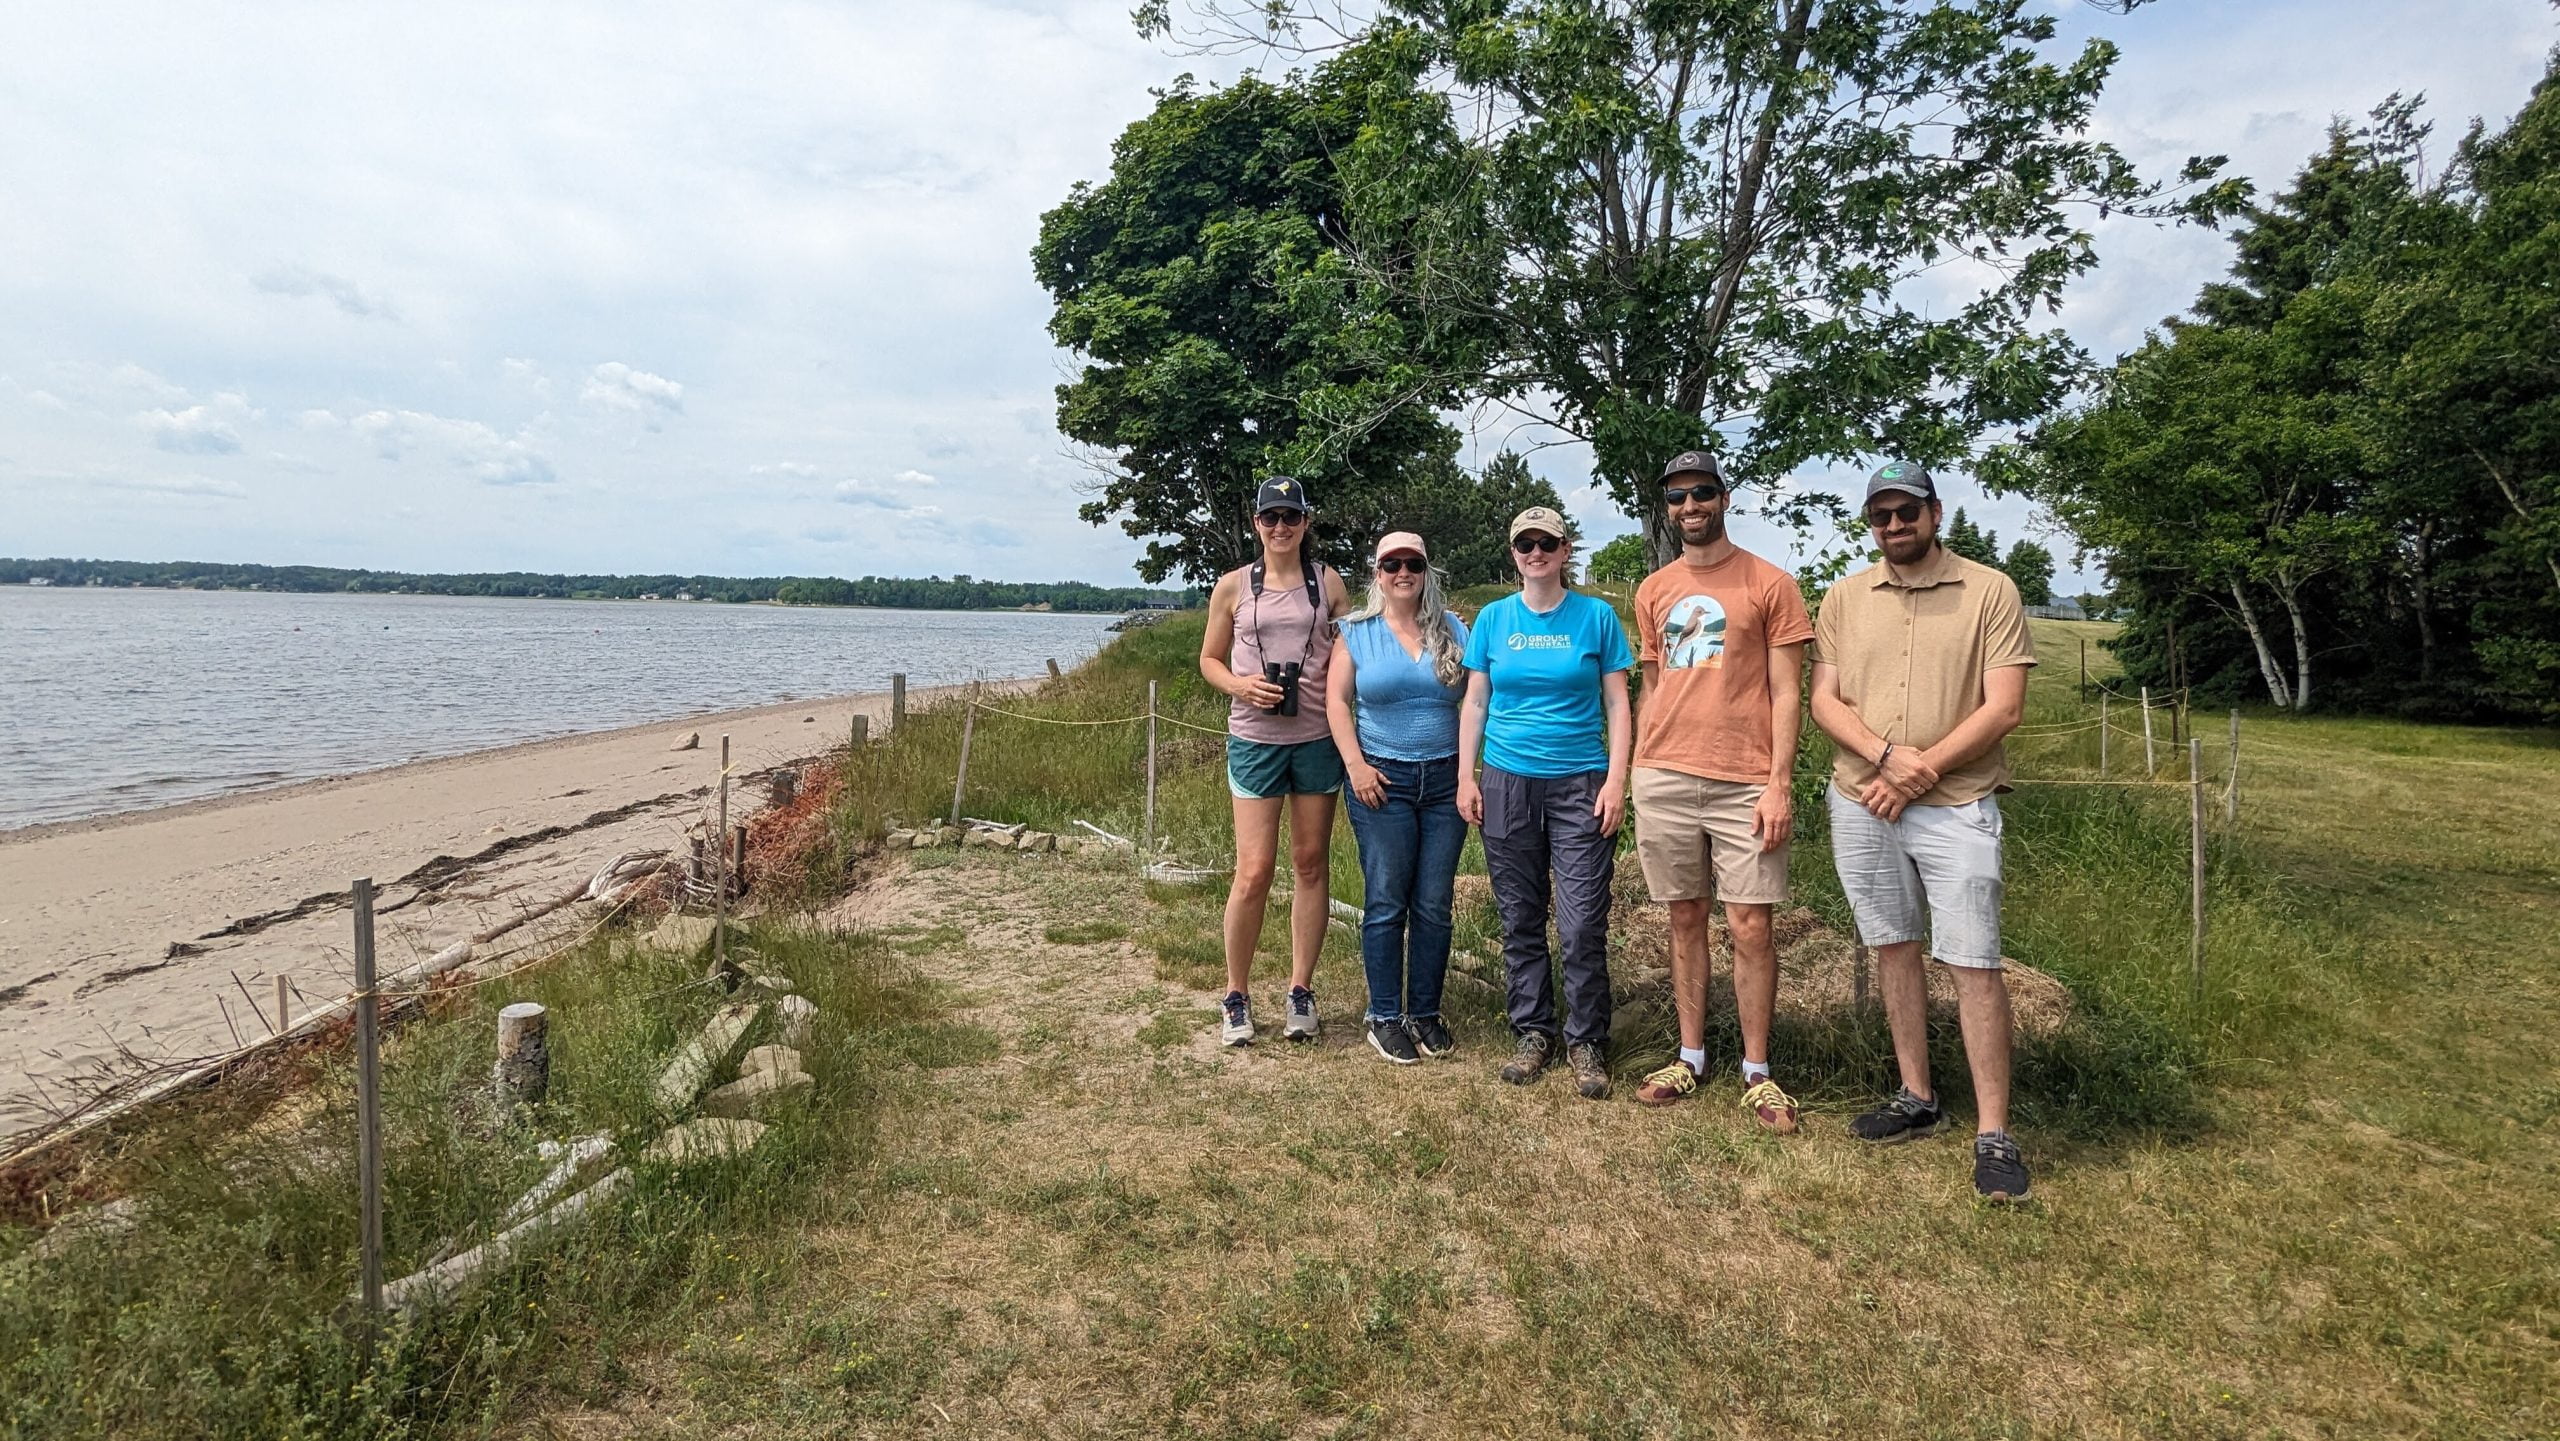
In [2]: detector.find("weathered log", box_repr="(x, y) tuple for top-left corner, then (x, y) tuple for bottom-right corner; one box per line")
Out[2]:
(379, 1167), (633, 1316)
(492, 1002), (549, 1110)
(652, 1002), (762, 1114)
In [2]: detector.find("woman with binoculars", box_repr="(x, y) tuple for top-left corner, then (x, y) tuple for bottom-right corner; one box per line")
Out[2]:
(1199, 476), (1351, 1048)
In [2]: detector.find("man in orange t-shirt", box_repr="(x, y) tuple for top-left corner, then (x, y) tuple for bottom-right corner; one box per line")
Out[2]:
(1627, 450), (1816, 1131)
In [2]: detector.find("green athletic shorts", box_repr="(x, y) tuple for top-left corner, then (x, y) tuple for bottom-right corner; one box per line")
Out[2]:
(1226, 736), (1346, 799)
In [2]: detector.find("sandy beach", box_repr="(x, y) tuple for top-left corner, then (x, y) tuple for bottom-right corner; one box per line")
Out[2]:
(0, 681), (1002, 1148)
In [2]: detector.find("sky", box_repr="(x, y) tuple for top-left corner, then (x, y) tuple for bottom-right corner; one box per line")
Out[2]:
(1, 3), (2551, 589)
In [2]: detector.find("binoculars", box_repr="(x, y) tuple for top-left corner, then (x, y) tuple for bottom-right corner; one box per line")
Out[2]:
(1261, 661), (1302, 717)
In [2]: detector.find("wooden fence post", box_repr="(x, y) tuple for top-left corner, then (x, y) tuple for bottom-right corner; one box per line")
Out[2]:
(2100, 693), (2110, 777)
(276, 973), (290, 1036)
(494, 1002), (550, 1111)
(1046, 657), (1063, 683)
(352, 878), (385, 1335)
(1143, 680), (1159, 872)
(890, 673), (906, 732)
(712, 735), (730, 980)
(848, 713), (868, 749)
(2142, 687), (2157, 778)
(2225, 709), (2241, 826)
(950, 698), (977, 827)
(2078, 638), (2087, 702)
(2189, 738), (2208, 1003)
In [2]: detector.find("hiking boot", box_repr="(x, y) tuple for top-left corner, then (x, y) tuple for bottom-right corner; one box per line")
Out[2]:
(1973, 1130), (2032, 1203)
(1407, 1015), (1454, 1058)
(1498, 1032), (1553, 1085)
(1220, 991), (1254, 1047)
(1849, 1087), (1941, 1144)
(1632, 1060), (1700, 1108)
(1567, 1042), (1610, 1100)
(1367, 1019), (1420, 1065)
(1742, 1076), (1801, 1135)
(1284, 985), (1319, 1042)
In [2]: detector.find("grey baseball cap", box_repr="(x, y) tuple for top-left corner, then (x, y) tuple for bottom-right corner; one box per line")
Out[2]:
(1863, 461), (1935, 502)
(1254, 475), (1311, 513)
(1659, 449), (1723, 483)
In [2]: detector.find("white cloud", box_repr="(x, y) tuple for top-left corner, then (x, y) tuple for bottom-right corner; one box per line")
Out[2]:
(139, 401), (245, 454)
(581, 361), (685, 417)
(351, 407), (557, 486)
(750, 460), (820, 477)
(833, 476), (938, 513)
(87, 472), (248, 499)
(250, 263), (398, 320)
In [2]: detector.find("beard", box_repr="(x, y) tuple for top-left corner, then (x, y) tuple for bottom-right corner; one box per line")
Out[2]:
(1880, 532), (1934, 564)
(1677, 510), (1726, 548)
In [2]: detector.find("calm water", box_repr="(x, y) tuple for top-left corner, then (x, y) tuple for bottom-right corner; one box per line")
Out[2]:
(0, 587), (1123, 830)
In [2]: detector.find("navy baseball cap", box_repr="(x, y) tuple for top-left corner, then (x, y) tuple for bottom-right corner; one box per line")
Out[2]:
(1659, 450), (1723, 483)
(1255, 476), (1311, 513)
(1863, 461), (1935, 502)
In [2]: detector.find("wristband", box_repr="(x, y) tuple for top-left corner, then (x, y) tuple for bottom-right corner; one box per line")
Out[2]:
(1878, 741), (1895, 769)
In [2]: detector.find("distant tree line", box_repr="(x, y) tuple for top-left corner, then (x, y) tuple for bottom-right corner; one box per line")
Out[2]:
(0, 558), (1193, 612)
(2002, 76), (2560, 720)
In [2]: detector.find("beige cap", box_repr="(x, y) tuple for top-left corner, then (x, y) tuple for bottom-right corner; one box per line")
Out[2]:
(1373, 530), (1428, 561)
(1508, 505), (1570, 542)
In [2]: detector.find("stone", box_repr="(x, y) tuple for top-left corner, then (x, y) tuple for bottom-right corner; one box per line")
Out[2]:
(1053, 837), (1081, 857)
(964, 829), (1009, 850)
(1021, 831), (1055, 853)
(701, 1068), (814, 1118)
(740, 1044), (802, 1077)
(776, 993), (818, 1048)
(642, 1118), (768, 1165)
(934, 827), (963, 848)
(884, 828), (919, 850)
(744, 972), (796, 995)
(670, 732), (700, 752)
(649, 914), (716, 954)
(651, 1002), (763, 1114)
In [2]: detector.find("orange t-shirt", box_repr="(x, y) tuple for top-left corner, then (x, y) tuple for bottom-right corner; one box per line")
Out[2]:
(1634, 547), (1815, 783)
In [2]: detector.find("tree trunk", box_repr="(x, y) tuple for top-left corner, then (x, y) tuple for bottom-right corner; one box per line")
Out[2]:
(2228, 579), (2293, 708)
(2411, 522), (2438, 684)
(1642, 492), (1680, 570)
(2275, 577), (2314, 711)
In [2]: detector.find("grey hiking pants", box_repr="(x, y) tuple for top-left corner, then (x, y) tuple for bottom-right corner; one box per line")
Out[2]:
(1479, 764), (1615, 1046)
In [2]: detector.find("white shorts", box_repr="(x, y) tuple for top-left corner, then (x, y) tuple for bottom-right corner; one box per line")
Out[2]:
(1825, 785), (2005, 969)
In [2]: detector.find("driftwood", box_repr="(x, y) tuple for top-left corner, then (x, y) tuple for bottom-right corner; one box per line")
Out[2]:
(652, 1002), (762, 1114)
(379, 1167), (633, 1316)
(492, 1002), (549, 1109)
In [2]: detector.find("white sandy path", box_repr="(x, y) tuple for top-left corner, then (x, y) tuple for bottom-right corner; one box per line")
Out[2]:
(0, 681), (1015, 1146)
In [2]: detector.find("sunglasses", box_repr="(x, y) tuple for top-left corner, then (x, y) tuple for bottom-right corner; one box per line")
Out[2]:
(1375, 555), (1426, 574)
(1257, 508), (1307, 528)
(1663, 483), (1725, 506)
(1511, 534), (1563, 554)
(1867, 500), (1927, 528)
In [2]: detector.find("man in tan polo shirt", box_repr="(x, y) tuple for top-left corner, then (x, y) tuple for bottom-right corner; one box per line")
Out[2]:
(1809, 461), (2036, 1202)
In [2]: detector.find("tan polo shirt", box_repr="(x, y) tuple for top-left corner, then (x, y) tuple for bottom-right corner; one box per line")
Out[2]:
(1814, 546), (2036, 807)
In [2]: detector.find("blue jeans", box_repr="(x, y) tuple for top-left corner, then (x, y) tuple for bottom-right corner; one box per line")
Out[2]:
(1344, 754), (1465, 1024)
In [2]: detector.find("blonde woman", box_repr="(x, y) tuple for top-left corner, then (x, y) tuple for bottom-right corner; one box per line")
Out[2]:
(1324, 532), (1470, 1065)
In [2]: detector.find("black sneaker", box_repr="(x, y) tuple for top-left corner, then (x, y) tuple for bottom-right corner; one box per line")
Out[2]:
(1407, 1015), (1454, 1058)
(1849, 1087), (1942, 1144)
(1973, 1130), (2032, 1203)
(1367, 1019), (1420, 1065)
(1566, 1042), (1610, 1100)
(1498, 1032), (1553, 1085)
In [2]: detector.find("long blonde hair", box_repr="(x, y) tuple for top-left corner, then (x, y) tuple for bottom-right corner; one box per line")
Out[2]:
(1348, 560), (1465, 689)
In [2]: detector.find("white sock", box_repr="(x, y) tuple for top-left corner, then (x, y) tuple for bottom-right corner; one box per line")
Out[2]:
(1678, 1047), (1707, 1074)
(1742, 1061), (1771, 1085)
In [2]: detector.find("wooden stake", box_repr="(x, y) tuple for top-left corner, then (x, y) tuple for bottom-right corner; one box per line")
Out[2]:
(277, 973), (290, 1036)
(2189, 738), (2208, 1003)
(1046, 657), (1063, 682)
(950, 700), (977, 828)
(493, 1002), (549, 1111)
(847, 714), (868, 748)
(713, 736), (730, 980)
(2099, 693), (2110, 776)
(2078, 638), (2087, 702)
(2141, 686), (2156, 778)
(353, 878), (385, 1333)
(2226, 709), (2241, 826)
(1143, 680), (1159, 870)
(890, 673), (907, 732)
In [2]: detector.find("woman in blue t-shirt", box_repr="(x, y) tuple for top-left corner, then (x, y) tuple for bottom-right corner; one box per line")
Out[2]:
(1323, 531), (1470, 1067)
(1456, 506), (1634, 1100)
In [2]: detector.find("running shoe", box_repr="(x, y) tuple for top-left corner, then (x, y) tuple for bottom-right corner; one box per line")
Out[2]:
(1498, 1031), (1553, 1085)
(1742, 1076), (1801, 1135)
(1407, 1015), (1454, 1058)
(1848, 1087), (1942, 1144)
(1220, 991), (1254, 1047)
(1367, 1019), (1420, 1065)
(1567, 1042), (1610, 1100)
(1973, 1130), (2032, 1203)
(1633, 1061), (1700, 1108)
(1284, 985), (1319, 1042)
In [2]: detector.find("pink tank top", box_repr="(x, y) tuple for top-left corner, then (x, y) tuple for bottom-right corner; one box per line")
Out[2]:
(1227, 562), (1334, 744)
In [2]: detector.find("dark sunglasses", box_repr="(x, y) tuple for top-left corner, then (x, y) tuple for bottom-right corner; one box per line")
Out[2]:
(1375, 555), (1426, 574)
(1257, 508), (1307, 527)
(1663, 483), (1725, 506)
(1867, 500), (1927, 528)
(1511, 534), (1563, 554)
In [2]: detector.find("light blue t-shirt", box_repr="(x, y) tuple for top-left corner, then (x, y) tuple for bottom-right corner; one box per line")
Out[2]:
(1461, 590), (1635, 778)
(1343, 611), (1469, 761)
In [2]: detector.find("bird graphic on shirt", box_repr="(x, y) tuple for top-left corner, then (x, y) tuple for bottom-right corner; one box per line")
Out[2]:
(1663, 596), (1727, 669)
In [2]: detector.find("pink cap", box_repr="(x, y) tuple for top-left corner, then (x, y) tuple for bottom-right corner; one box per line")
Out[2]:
(1373, 531), (1428, 561)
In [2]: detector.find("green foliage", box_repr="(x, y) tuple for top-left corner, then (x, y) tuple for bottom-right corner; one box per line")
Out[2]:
(1585, 532), (1648, 585)
(1944, 507), (2002, 567)
(2004, 82), (2560, 718)
(2002, 539), (2058, 605)
(1385, 451), (1569, 589)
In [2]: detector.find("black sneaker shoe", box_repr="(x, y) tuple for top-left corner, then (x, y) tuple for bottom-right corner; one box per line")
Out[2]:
(1498, 1031), (1553, 1085)
(1566, 1042), (1610, 1100)
(1367, 1019), (1420, 1065)
(1849, 1087), (1942, 1144)
(1407, 1015), (1454, 1058)
(1973, 1130), (2032, 1203)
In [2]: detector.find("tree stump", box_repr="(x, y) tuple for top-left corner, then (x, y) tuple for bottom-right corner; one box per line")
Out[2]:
(493, 1002), (550, 1110)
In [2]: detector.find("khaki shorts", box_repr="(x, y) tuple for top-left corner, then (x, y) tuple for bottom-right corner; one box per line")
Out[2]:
(1632, 768), (1788, 905)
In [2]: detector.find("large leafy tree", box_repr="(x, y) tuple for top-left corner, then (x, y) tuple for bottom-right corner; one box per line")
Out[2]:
(1034, 44), (1489, 585)
(1141, 0), (2239, 563)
